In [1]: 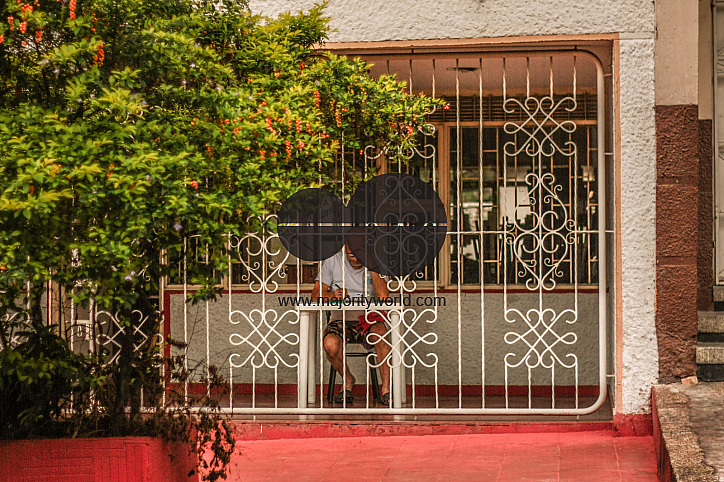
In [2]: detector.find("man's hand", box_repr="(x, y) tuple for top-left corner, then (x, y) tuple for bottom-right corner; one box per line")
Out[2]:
(314, 282), (349, 300)
(371, 272), (389, 299)
(331, 288), (349, 299)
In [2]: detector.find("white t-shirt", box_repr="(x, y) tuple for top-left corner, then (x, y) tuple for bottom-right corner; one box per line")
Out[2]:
(317, 250), (374, 298)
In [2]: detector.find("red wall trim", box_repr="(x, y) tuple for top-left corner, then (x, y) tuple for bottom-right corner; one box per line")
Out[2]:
(230, 420), (614, 441)
(612, 413), (653, 437)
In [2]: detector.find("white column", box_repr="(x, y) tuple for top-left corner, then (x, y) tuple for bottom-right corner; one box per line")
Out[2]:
(389, 309), (402, 408)
(307, 311), (317, 405)
(298, 310), (310, 408)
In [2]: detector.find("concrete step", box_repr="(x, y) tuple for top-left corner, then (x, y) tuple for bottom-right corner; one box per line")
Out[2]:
(698, 311), (724, 333)
(696, 341), (724, 365)
(714, 285), (724, 303)
(697, 364), (724, 381)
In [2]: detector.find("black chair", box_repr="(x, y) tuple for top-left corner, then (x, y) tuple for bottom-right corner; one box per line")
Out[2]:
(324, 312), (382, 404)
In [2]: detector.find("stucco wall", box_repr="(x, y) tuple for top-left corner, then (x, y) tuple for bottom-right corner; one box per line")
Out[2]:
(654, 0), (699, 106)
(619, 37), (658, 414)
(171, 292), (601, 389)
(248, 0), (654, 42)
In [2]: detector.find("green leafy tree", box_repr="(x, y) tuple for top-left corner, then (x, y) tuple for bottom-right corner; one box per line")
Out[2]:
(0, 0), (440, 448)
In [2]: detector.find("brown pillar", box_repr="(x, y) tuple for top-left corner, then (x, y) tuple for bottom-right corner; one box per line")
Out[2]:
(655, 105), (699, 382)
(698, 119), (713, 311)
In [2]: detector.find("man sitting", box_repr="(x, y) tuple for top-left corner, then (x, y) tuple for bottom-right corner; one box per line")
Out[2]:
(311, 242), (392, 405)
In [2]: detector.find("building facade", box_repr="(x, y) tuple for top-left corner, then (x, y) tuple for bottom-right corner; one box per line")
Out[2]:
(58, 0), (719, 429)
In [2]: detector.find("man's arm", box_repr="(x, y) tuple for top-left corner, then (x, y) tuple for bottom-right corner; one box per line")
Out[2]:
(371, 272), (389, 299)
(311, 281), (322, 298)
(311, 280), (347, 300)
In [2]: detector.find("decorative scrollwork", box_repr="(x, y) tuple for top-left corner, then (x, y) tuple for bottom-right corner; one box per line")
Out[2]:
(503, 172), (575, 291)
(228, 309), (299, 370)
(0, 311), (27, 350)
(365, 308), (439, 372)
(503, 96), (577, 158)
(502, 94), (581, 394)
(94, 309), (162, 366)
(228, 213), (301, 372)
(228, 214), (290, 294)
(502, 95), (578, 291)
(504, 307), (578, 371)
(361, 128), (441, 378)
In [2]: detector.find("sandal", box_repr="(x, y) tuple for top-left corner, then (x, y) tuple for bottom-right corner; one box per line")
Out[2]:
(379, 392), (391, 406)
(333, 389), (354, 404)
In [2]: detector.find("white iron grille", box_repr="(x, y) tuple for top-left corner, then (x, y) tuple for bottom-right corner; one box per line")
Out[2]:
(47, 50), (607, 415)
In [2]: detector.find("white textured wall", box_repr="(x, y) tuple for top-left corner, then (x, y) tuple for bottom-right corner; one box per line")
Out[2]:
(172, 292), (601, 389)
(619, 38), (659, 414)
(655, 0), (699, 105)
(248, 0), (654, 42)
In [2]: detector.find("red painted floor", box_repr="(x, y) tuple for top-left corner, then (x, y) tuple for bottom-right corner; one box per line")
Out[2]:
(225, 430), (658, 481)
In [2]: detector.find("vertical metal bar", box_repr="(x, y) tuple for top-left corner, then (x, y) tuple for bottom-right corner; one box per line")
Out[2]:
(229, 366), (234, 409)
(89, 298), (95, 354)
(411, 367), (415, 409)
(551, 365), (555, 409)
(526, 365), (533, 408)
(183, 237), (188, 403)
(496, 127), (501, 284)
(503, 58), (507, 100)
(567, 124), (573, 284)
(70, 299), (75, 352)
(572, 60), (581, 409)
(47, 280), (52, 328)
(587, 125), (593, 284)
(553, 55), (559, 409)
(550, 56), (554, 100)
(535, 64), (542, 413)
(503, 57), (510, 409)
(320, 309), (324, 408)
(205, 243), (210, 398)
(455, 58), (463, 408)
(319, 134), (324, 408)
(160, 250), (166, 408)
(432, 59), (436, 99)
(298, 311), (309, 408)
(341, 135), (347, 409)
(307, 305), (316, 406)
(431, 58), (440, 409)
(596, 55), (607, 412)
(228, 233), (232, 409)
(478, 57), (486, 408)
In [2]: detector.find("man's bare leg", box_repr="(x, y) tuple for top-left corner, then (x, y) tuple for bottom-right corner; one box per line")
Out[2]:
(368, 323), (391, 396)
(323, 334), (355, 391)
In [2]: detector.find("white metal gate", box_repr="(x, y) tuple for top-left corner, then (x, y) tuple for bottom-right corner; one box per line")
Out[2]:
(160, 50), (608, 415)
